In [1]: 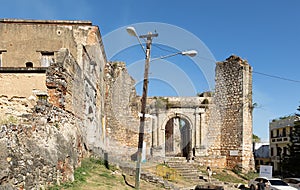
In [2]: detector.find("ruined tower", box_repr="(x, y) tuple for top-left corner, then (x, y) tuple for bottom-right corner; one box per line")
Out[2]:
(214, 55), (254, 172)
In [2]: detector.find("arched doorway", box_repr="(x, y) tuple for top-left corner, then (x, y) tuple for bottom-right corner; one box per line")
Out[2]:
(164, 116), (192, 159)
(165, 119), (174, 153)
(179, 119), (191, 159)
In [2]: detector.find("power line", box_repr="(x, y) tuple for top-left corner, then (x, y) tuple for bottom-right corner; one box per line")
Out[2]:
(122, 41), (299, 84)
(151, 43), (178, 54)
(141, 38), (178, 54)
(253, 71), (300, 83)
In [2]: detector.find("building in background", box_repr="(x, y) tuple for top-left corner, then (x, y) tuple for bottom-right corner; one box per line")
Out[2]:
(269, 115), (298, 173)
(253, 142), (271, 171)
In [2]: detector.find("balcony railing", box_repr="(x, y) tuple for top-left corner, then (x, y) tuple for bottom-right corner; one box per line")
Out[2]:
(270, 136), (290, 143)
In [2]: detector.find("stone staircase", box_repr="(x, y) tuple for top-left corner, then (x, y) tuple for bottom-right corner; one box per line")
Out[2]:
(165, 157), (206, 182)
(165, 157), (243, 189)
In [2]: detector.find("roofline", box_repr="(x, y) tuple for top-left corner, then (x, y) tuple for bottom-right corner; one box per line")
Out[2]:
(0, 18), (92, 26)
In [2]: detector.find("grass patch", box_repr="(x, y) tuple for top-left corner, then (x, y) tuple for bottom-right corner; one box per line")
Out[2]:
(198, 166), (257, 184)
(49, 157), (166, 190)
(98, 172), (116, 180)
(48, 157), (117, 190)
(213, 169), (245, 184)
(237, 171), (259, 181)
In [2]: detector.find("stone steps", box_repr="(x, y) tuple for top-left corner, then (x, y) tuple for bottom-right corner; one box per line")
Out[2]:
(165, 157), (206, 183)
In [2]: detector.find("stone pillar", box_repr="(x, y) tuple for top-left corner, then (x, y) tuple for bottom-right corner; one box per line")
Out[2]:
(195, 107), (206, 156)
(151, 115), (157, 147)
(200, 110), (206, 146)
(195, 109), (201, 148)
(157, 113), (161, 147)
(151, 113), (163, 158)
(173, 117), (181, 155)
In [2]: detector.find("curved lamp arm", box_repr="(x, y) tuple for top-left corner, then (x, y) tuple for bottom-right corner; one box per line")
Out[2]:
(126, 26), (146, 54)
(150, 50), (198, 62)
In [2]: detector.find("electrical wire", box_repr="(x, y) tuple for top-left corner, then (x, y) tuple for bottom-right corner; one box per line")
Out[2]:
(253, 71), (300, 83)
(152, 43), (179, 54)
(141, 38), (179, 54)
(138, 37), (300, 84)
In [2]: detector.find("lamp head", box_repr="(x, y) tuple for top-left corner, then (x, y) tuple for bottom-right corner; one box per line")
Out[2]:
(126, 26), (138, 37)
(181, 50), (197, 57)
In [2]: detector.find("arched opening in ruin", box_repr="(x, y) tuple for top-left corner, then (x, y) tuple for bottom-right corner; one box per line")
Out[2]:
(180, 119), (191, 159)
(165, 119), (174, 153)
(164, 117), (192, 159)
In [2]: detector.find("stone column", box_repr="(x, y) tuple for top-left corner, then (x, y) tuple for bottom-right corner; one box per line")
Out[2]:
(195, 109), (201, 148)
(157, 113), (161, 147)
(200, 111), (206, 147)
(151, 115), (157, 147)
(195, 107), (206, 156)
(151, 113), (163, 158)
(173, 117), (181, 154)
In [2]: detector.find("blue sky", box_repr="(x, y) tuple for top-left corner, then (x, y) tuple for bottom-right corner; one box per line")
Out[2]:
(1, 0), (300, 141)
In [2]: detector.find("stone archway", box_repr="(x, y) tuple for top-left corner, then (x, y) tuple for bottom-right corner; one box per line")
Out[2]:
(164, 116), (192, 159)
(149, 97), (208, 160)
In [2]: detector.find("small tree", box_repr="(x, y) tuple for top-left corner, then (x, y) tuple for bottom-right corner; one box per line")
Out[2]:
(282, 106), (300, 177)
(252, 134), (261, 143)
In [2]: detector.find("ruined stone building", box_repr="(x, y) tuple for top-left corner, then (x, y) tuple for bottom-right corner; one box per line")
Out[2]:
(0, 19), (107, 189)
(0, 19), (254, 189)
(106, 56), (254, 172)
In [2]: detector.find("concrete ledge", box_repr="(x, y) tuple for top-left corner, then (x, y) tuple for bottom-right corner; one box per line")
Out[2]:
(0, 67), (47, 73)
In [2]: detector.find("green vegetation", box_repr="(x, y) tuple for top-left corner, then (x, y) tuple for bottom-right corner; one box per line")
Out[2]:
(49, 158), (165, 190)
(271, 115), (293, 122)
(252, 134), (261, 143)
(238, 172), (259, 181)
(282, 105), (300, 177)
(198, 166), (258, 184)
(154, 97), (169, 109)
(48, 157), (260, 189)
(49, 158), (104, 190)
(213, 171), (245, 184)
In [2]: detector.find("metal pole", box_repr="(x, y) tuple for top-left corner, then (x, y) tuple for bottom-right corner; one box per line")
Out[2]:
(135, 32), (157, 189)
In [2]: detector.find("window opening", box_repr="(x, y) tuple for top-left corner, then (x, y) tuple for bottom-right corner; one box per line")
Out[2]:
(0, 50), (7, 67)
(26, 62), (33, 68)
(41, 52), (54, 67)
(282, 128), (286, 137)
(271, 147), (274, 156)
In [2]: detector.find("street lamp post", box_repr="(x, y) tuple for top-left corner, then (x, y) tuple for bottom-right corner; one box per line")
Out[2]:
(126, 26), (197, 189)
(135, 32), (157, 190)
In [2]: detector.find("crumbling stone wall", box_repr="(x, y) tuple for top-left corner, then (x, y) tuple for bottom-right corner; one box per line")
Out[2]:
(0, 96), (85, 189)
(104, 61), (150, 161)
(0, 18), (107, 150)
(214, 55), (254, 171)
(0, 48), (106, 189)
(46, 48), (105, 153)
